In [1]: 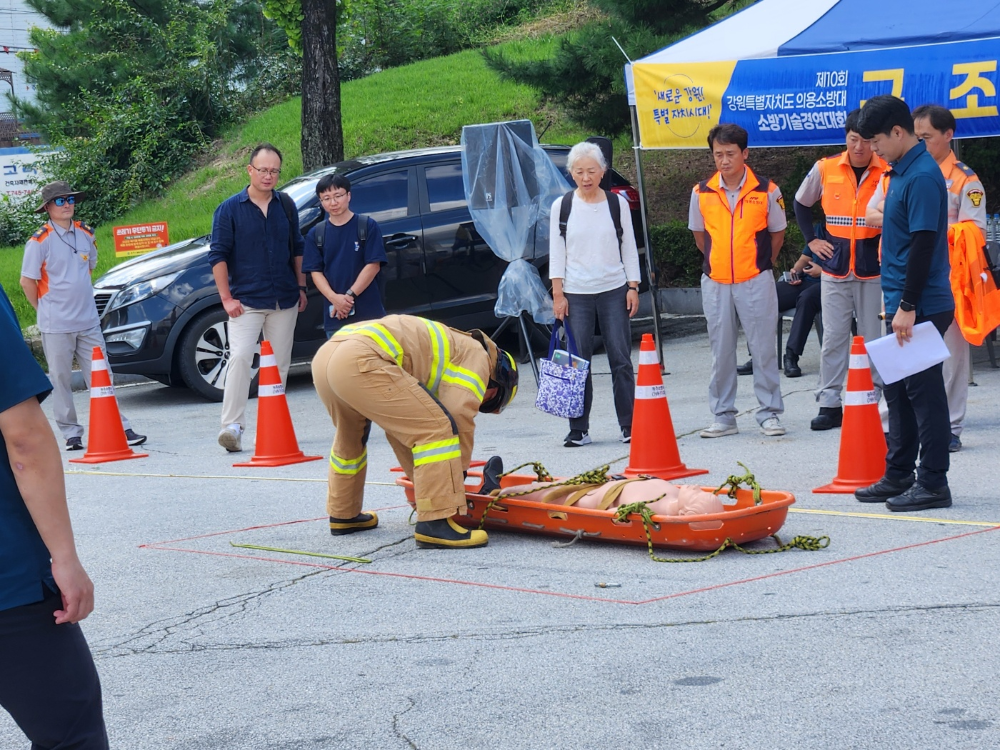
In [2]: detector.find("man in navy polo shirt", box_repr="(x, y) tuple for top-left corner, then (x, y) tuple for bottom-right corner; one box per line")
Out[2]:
(855, 95), (953, 512)
(210, 143), (307, 452)
(0, 284), (108, 748)
(302, 173), (387, 337)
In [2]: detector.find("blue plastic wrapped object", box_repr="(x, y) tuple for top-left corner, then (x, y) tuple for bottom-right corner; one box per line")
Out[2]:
(461, 120), (570, 324)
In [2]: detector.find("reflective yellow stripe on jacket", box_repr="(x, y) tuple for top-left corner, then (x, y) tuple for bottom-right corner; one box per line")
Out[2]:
(422, 319), (487, 400)
(412, 437), (461, 467)
(339, 322), (404, 366)
(330, 449), (367, 475)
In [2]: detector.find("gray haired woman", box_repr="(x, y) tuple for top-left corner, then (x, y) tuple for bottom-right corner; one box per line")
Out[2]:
(549, 141), (641, 447)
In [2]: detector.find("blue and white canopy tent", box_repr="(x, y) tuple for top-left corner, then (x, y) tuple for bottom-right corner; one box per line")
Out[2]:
(626, 0), (1000, 148)
(621, 0), (1000, 349)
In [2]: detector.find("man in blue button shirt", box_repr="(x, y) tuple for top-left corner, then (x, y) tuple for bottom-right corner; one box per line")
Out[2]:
(855, 95), (953, 512)
(0, 283), (108, 748)
(210, 143), (307, 452)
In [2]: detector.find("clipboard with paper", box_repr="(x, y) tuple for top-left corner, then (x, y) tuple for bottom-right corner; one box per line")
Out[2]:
(865, 322), (950, 385)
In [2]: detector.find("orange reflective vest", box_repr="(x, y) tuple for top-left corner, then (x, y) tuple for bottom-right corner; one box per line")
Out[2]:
(817, 152), (886, 279)
(948, 221), (1000, 346)
(696, 167), (777, 284)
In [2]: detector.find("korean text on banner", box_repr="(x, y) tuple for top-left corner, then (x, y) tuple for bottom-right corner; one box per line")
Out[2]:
(632, 61), (737, 148)
(634, 38), (1000, 149)
(113, 223), (169, 258)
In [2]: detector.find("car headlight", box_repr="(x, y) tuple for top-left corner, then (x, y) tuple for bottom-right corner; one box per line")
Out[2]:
(107, 272), (181, 312)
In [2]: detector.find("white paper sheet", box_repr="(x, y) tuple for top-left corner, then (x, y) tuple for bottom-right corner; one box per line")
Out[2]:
(866, 322), (950, 385)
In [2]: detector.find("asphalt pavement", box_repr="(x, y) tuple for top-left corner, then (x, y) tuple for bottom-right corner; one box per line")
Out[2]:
(3, 315), (999, 749)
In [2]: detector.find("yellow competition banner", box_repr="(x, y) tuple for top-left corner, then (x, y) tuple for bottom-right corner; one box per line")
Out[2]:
(633, 61), (738, 149)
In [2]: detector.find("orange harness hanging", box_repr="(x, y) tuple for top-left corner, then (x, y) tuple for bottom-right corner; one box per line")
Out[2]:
(948, 221), (1000, 346)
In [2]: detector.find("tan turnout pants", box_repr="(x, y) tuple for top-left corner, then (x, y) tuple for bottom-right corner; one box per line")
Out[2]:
(312, 337), (465, 522)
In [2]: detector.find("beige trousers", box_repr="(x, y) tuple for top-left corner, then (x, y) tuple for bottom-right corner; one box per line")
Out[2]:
(220, 305), (298, 428)
(312, 338), (465, 522)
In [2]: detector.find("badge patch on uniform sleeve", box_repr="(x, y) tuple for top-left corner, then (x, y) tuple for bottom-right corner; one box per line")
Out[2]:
(967, 188), (984, 207)
(777, 195), (785, 211)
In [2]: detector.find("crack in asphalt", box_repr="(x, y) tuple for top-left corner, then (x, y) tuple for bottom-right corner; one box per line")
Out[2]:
(391, 697), (418, 749)
(91, 570), (328, 657)
(93, 600), (1000, 657)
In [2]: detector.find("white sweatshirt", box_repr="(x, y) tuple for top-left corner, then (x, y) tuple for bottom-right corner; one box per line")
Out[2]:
(548, 192), (641, 295)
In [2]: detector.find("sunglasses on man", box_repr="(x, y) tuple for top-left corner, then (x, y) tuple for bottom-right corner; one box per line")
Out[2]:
(51, 196), (77, 206)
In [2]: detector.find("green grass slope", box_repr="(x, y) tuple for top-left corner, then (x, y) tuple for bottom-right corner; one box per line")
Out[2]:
(3, 40), (591, 329)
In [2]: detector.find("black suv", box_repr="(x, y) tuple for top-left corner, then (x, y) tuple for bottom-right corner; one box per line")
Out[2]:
(94, 144), (644, 400)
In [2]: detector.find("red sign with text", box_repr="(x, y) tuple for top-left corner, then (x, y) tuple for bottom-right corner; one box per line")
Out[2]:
(113, 222), (169, 257)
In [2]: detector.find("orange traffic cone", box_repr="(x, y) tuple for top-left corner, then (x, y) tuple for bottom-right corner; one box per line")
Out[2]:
(233, 340), (322, 468)
(623, 333), (708, 480)
(69, 347), (148, 464)
(814, 336), (887, 493)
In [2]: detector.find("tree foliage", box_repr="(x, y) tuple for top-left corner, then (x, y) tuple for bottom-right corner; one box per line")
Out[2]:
(15, 0), (293, 226)
(484, 0), (744, 136)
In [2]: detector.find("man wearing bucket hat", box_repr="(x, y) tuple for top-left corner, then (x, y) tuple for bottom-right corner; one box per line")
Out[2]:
(311, 315), (518, 548)
(19, 181), (146, 451)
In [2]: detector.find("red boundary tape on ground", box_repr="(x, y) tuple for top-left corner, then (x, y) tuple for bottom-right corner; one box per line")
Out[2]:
(140, 511), (1000, 607)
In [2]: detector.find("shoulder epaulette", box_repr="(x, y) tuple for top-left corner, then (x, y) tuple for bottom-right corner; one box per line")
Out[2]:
(29, 224), (52, 243)
(955, 161), (977, 178)
(75, 221), (96, 236)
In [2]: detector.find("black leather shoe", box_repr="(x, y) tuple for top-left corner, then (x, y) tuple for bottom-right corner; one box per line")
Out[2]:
(810, 407), (843, 431)
(855, 475), (915, 503)
(480, 455), (503, 495)
(949, 434), (962, 453)
(783, 352), (802, 378)
(329, 512), (379, 535)
(736, 359), (753, 376)
(886, 483), (952, 512)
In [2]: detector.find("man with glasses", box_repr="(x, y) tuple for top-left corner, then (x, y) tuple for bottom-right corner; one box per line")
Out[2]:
(210, 143), (307, 452)
(302, 173), (387, 337)
(19, 181), (146, 451)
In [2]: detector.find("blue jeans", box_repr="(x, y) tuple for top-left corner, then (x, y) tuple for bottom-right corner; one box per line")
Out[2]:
(563, 285), (635, 433)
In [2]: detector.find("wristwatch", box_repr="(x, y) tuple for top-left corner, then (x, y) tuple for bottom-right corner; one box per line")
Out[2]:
(346, 289), (357, 299)
(898, 299), (916, 312)
(628, 284), (639, 291)
(298, 285), (307, 291)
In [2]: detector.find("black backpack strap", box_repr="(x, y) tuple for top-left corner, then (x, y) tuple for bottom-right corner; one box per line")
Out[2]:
(558, 190), (575, 243)
(277, 191), (297, 257)
(604, 189), (623, 253)
(356, 213), (368, 247)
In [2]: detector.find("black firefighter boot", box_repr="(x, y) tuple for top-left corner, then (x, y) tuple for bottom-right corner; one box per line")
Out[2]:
(415, 517), (489, 549)
(329, 512), (379, 536)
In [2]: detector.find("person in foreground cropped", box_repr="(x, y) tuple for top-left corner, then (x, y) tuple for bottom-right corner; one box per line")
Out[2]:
(0, 284), (108, 749)
(855, 95), (953, 512)
(311, 314), (518, 548)
(549, 140), (640, 448)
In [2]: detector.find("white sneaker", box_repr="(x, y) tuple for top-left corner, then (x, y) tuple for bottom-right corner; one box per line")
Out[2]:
(700, 422), (738, 438)
(218, 424), (243, 452)
(760, 417), (786, 436)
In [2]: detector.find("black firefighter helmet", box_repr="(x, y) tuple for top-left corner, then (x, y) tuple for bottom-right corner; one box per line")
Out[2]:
(480, 347), (518, 414)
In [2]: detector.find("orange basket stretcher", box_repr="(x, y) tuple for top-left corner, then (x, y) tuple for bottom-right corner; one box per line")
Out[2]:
(393, 462), (796, 552)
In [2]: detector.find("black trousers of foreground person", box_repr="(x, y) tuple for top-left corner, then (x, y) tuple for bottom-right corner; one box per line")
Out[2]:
(883, 311), (953, 490)
(0, 590), (109, 750)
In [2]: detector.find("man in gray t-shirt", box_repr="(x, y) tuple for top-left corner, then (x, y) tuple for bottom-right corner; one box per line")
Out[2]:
(19, 181), (146, 451)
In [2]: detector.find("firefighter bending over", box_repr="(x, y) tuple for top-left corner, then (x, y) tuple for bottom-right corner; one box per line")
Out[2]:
(311, 315), (518, 549)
